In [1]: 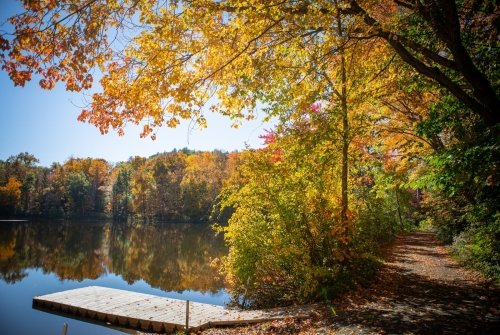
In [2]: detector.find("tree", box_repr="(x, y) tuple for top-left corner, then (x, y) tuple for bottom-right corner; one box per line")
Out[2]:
(66, 171), (90, 215)
(151, 153), (186, 220)
(412, 94), (500, 280)
(0, 177), (22, 215)
(2, 153), (41, 214)
(57, 157), (110, 214)
(216, 96), (414, 306)
(1, 1), (497, 129)
(20, 172), (36, 214)
(181, 152), (227, 221)
(130, 157), (154, 219)
(5, 153), (39, 176)
(40, 162), (67, 217)
(213, 22), (403, 303)
(86, 158), (111, 213)
(112, 165), (132, 221)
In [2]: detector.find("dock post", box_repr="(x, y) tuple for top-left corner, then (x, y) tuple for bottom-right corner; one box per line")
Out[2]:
(185, 300), (190, 333)
(61, 323), (68, 335)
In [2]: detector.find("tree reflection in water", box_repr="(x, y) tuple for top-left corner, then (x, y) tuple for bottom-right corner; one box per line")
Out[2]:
(0, 221), (226, 293)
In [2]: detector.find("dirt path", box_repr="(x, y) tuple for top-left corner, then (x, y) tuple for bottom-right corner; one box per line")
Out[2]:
(199, 232), (499, 334)
(329, 232), (499, 334)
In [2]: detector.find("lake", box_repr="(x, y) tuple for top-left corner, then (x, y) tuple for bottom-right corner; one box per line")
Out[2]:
(0, 220), (228, 335)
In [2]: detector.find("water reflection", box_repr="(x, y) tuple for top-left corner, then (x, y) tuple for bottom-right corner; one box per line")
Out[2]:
(0, 221), (226, 293)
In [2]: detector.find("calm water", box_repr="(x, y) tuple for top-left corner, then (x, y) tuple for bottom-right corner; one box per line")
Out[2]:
(0, 220), (228, 335)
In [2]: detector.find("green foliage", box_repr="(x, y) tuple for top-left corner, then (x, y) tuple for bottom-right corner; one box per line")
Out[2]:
(66, 171), (90, 215)
(414, 92), (500, 282)
(216, 146), (332, 306)
(451, 212), (500, 282)
(215, 122), (416, 307)
(112, 165), (132, 221)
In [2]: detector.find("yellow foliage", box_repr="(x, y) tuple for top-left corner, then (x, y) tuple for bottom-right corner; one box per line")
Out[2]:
(0, 238), (16, 261)
(0, 177), (22, 209)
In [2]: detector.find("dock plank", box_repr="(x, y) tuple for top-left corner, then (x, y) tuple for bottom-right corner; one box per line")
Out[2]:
(33, 286), (313, 332)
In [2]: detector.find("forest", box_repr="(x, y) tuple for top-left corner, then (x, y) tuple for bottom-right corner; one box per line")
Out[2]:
(0, 0), (498, 308)
(0, 150), (234, 222)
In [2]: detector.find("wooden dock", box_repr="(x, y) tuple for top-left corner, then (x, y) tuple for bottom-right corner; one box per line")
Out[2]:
(33, 286), (312, 332)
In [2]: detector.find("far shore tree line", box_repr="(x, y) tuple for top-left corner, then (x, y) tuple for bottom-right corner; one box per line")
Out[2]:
(0, 150), (233, 222)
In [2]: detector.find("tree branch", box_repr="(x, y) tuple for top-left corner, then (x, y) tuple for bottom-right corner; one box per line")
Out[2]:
(348, 0), (499, 126)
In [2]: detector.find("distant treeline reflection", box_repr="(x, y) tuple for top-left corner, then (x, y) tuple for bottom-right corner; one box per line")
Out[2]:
(0, 221), (226, 293)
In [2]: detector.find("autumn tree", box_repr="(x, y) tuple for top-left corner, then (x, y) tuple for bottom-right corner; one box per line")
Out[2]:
(216, 98), (416, 306)
(0, 177), (22, 215)
(182, 152), (224, 220)
(86, 158), (111, 213)
(129, 156), (154, 219)
(1, 1), (497, 130)
(56, 157), (111, 215)
(151, 152), (186, 221)
(0, 153), (41, 214)
(112, 164), (132, 221)
(213, 18), (407, 304)
(39, 162), (66, 216)
(66, 171), (90, 215)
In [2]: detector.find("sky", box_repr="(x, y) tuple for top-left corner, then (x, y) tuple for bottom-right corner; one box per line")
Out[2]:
(0, 1), (272, 167)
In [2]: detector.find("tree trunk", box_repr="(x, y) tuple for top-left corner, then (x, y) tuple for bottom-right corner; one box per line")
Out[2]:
(337, 10), (349, 229)
(395, 186), (403, 230)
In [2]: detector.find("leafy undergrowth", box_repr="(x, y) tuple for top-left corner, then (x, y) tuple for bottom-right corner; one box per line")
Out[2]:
(193, 232), (499, 335)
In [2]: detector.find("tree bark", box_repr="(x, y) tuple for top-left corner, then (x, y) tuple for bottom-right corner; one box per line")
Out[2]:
(348, 0), (500, 126)
(336, 6), (349, 230)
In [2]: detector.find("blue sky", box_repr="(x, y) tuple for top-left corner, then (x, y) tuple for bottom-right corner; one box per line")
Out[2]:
(0, 1), (270, 167)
